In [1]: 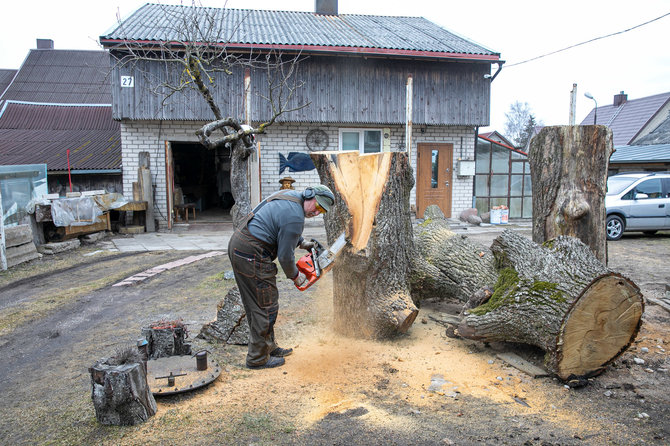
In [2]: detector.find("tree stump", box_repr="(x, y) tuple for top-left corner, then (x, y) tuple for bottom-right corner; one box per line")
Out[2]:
(529, 125), (613, 263)
(311, 151), (418, 338)
(141, 319), (192, 359)
(198, 287), (250, 344)
(89, 349), (157, 425)
(455, 230), (643, 380)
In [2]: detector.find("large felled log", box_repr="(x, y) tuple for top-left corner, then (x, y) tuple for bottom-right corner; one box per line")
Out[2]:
(198, 286), (250, 345)
(456, 230), (642, 380)
(529, 125), (613, 263)
(311, 151), (418, 338)
(411, 206), (497, 303)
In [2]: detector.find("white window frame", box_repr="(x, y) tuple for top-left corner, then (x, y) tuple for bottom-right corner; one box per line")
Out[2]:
(338, 128), (383, 154)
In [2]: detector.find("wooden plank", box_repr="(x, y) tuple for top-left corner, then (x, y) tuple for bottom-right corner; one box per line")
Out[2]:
(496, 352), (550, 378)
(62, 213), (110, 238)
(116, 201), (147, 212)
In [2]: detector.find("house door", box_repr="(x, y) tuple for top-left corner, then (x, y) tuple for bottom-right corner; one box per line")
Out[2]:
(417, 143), (453, 218)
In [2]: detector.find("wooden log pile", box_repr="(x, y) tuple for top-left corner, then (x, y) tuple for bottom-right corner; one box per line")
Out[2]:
(412, 218), (643, 381)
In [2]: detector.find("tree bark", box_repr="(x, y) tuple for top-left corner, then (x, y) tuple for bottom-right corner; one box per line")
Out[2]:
(89, 360), (157, 425)
(454, 230), (643, 380)
(529, 125), (613, 263)
(411, 210), (497, 303)
(311, 151), (418, 338)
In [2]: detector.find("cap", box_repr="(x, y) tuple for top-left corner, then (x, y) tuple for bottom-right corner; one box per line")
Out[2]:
(312, 185), (335, 213)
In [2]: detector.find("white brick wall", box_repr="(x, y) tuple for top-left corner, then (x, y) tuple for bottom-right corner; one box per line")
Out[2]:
(120, 121), (475, 228)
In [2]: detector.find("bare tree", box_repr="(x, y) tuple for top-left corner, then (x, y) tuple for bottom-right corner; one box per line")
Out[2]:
(503, 101), (534, 147)
(107, 1), (308, 225)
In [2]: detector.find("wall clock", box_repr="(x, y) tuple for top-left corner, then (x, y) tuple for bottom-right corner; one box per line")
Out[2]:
(306, 129), (329, 151)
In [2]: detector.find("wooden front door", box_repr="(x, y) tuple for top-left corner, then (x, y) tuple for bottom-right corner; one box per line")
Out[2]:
(416, 143), (453, 218)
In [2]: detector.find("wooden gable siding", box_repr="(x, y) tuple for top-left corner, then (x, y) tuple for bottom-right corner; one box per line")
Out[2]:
(110, 54), (490, 126)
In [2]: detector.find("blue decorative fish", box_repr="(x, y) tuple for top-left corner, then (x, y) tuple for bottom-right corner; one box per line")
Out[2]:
(279, 152), (316, 174)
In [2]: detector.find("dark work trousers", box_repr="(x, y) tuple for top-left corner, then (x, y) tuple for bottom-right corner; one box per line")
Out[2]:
(228, 227), (280, 367)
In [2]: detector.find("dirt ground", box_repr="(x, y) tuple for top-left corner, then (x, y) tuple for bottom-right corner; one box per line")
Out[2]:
(0, 228), (668, 445)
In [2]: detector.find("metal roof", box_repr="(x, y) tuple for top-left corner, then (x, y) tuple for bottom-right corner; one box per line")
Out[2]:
(0, 102), (121, 171)
(0, 50), (111, 104)
(580, 92), (670, 146)
(610, 144), (670, 163)
(100, 4), (499, 61)
(0, 69), (17, 98)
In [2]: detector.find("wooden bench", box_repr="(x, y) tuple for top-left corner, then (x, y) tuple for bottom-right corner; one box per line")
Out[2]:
(174, 203), (196, 222)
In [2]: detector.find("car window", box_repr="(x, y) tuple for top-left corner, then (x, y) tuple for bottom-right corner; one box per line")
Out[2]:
(635, 179), (662, 199)
(663, 178), (670, 198)
(607, 177), (637, 195)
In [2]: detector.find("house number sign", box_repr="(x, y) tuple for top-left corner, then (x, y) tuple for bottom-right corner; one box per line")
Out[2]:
(121, 76), (134, 88)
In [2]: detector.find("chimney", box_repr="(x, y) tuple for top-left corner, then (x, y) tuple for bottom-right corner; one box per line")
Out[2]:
(36, 39), (54, 50)
(613, 91), (628, 107)
(315, 0), (338, 15)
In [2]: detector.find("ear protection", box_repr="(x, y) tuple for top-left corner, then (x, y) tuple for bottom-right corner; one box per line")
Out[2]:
(303, 187), (315, 199)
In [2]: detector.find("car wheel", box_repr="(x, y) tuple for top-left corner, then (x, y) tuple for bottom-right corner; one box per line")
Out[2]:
(643, 230), (657, 236)
(606, 215), (624, 241)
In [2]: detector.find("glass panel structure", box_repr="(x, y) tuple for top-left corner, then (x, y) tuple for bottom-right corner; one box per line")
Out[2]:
(474, 137), (532, 219)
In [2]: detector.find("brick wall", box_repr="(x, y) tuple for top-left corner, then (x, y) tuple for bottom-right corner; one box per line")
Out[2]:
(120, 121), (475, 229)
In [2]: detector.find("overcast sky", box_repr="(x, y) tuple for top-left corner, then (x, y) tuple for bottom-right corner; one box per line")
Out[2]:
(1, 0), (669, 133)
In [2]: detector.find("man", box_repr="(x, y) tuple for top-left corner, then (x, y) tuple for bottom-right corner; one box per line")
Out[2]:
(228, 185), (335, 369)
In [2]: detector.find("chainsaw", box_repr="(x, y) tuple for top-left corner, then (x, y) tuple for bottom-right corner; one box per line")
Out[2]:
(295, 233), (346, 291)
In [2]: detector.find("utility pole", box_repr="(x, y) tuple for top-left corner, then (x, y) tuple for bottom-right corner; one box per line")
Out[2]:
(569, 83), (577, 125)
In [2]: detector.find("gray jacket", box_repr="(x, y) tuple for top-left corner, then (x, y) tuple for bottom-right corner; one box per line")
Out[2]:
(247, 190), (304, 279)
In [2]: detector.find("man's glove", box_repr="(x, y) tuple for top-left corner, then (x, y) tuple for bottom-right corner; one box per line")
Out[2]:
(299, 240), (315, 251)
(293, 271), (307, 287)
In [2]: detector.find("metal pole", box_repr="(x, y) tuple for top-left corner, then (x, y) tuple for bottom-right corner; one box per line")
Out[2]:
(569, 83), (577, 125)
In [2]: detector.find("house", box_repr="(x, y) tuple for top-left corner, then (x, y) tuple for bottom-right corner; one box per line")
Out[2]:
(0, 40), (122, 196)
(99, 1), (502, 228)
(580, 91), (670, 173)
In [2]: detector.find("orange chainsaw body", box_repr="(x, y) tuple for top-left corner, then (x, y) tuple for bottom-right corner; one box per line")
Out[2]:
(295, 250), (319, 291)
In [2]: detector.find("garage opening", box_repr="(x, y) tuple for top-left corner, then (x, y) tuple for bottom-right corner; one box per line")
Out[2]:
(171, 142), (234, 222)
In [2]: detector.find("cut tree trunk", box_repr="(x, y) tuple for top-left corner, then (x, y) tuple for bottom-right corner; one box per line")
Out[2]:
(529, 125), (613, 263)
(198, 286), (250, 345)
(411, 207), (497, 303)
(311, 151), (418, 338)
(455, 230), (643, 380)
(89, 359), (157, 425)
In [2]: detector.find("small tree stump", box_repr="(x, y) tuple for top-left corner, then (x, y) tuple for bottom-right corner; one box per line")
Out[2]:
(198, 287), (250, 344)
(89, 352), (157, 425)
(141, 319), (191, 359)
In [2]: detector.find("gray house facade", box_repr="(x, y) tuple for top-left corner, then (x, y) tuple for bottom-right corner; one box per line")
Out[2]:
(100, 2), (501, 228)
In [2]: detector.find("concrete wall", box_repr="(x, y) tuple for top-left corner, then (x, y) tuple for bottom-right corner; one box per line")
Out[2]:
(120, 120), (475, 229)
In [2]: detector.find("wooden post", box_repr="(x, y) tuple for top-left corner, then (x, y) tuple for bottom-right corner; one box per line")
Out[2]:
(569, 83), (577, 125)
(138, 152), (155, 232)
(0, 186), (6, 271)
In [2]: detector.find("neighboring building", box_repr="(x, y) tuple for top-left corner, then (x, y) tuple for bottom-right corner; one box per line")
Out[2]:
(581, 91), (670, 173)
(475, 133), (532, 218)
(0, 69), (17, 97)
(99, 1), (502, 228)
(0, 40), (122, 195)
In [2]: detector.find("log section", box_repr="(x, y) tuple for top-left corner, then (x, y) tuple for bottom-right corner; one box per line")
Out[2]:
(312, 151), (418, 338)
(529, 125), (613, 263)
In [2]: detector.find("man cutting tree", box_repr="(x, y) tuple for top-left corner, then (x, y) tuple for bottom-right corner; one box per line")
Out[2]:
(228, 185), (335, 369)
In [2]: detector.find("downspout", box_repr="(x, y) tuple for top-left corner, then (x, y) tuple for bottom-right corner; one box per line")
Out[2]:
(405, 74), (413, 161)
(489, 61), (504, 82)
(472, 127), (479, 208)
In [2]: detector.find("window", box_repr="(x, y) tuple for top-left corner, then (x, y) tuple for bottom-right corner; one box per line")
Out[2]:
(339, 128), (383, 153)
(636, 179), (662, 199)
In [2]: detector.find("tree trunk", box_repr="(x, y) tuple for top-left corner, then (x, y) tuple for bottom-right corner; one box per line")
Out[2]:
(455, 230), (642, 380)
(89, 360), (157, 425)
(411, 210), (497, 303)
(230, 140), (254, 228)
(529, 125), (613, 263)
(311, 151), (418, 338)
